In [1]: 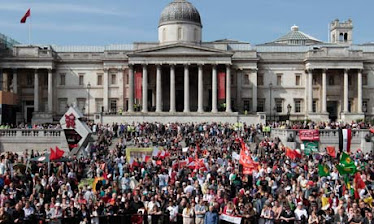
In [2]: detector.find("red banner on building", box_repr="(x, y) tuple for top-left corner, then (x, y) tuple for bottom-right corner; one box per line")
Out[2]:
(218, 72), (226, 100)
(135, 71), (142, 100)
(299, 129), (319, 141)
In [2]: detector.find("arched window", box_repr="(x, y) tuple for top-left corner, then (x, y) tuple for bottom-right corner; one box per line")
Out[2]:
(177, 27), (182, 40)
(339, 33), (344, 42)
(344, 33), (348, 42)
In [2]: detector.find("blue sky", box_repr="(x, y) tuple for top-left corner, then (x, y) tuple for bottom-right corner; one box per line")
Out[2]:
(0, 0), (373, 46)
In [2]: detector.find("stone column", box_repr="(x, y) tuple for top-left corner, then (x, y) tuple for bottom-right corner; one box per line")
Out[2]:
(12, 69), (17, 94)
(357, 69), (362, 113)
(252, 70), (258, 113)
(142, 65), (148, 113)
(48, 69), (53, 113)
(343, 69), (349, 113)
(34, 69), (39, 112)
(183, 64), (190, 113)
(103, 68), (109, 112)
(3, 72), (8, 92)
(211, 65), (218, 113)
(128, 65), (134, 112)
(197, 64), (204, 113)
(308, 69), (313, 113)
(169, 65), (176, 113)
(225, 64), (232, 112)
(156, 65), (162, 112)
(322, 69), (327, 113)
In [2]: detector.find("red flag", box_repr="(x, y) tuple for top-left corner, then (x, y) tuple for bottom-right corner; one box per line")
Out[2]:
(285, 148), (296, 160)
(354, 172), (366, 196)
(20, 9), (31, 23)
(49, 148), (56, 160)
(326, 146), (336, 158)
(370, 128), (374, 134)
(55, 146), (65, 160)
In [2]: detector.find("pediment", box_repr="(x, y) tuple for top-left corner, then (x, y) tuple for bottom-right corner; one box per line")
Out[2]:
(129, 43), (233, 57)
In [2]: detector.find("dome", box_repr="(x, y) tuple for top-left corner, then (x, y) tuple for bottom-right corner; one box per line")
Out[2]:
(159, 0), (202, 27)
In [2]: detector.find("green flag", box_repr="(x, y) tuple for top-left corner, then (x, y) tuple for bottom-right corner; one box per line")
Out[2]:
(336, 153), (357, 175)
(318, 164), (330, 177)
(336, 164), (357, 175)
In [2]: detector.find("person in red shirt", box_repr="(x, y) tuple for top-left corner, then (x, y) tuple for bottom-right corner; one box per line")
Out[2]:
(77, 193), (87, 205)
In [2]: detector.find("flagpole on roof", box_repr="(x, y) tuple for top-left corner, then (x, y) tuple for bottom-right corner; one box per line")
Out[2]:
(29, 9), (31, 46)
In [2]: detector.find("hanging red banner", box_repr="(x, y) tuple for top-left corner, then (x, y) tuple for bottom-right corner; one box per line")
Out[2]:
(135, 71), (142, 100)
(218, 72), (226, 100)
(299, 130), (319, 141)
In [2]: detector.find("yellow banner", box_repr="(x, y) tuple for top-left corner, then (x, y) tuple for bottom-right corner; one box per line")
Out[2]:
(126, 147), (154, 162)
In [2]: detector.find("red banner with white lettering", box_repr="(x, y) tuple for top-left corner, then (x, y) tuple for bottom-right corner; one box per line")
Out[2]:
(299, 129), (319, 141)
(135, 71), (142, 100)
(218, 72), (226, 100)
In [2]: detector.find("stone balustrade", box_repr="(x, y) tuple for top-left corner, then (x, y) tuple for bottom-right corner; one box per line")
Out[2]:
(271, 128), (372, 153)
(0, 129), (68, 153)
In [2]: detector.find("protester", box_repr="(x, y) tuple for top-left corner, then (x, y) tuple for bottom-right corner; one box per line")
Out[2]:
(0, 121), (371, 224)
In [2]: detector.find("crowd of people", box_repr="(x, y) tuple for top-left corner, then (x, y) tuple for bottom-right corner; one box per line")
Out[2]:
(0, 121), (372, 224)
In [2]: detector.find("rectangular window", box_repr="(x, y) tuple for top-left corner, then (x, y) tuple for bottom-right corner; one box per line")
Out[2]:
(126, 73), (129, 85)
(243, 74), (250, 85)
(60, 74), (65, 86)
(348, 75), (352, 86)
(95, 98), (103, 113)
(58, 98), (68, 114)
(294, 99), (301, 113)
(363, 74), (368, 86)
(275, 99), (283, 113)
(110, 99), (117, 112)
(295, 74), (301, 86)
(243, 98), (252, 112)
(257, 74), (264, 86)
(257, 98), (265, 112)
(276, 73), (282, 86)
(97, 74), (103, 86)
(363, 100), (369, 113)
(313, 100), (318, 113)
(78, 74), (84, 86)
(77, 98), (86, 112)
(313, 77), (317, 85)
(111, 74), (117, 85)
(231, 73), (234, 86)
(348, 100), (352, 112)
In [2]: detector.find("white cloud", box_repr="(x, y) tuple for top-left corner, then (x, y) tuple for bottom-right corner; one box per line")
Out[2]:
(0, 2), (132, 16)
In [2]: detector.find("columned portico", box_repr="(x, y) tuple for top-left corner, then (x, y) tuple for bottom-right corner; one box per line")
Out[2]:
(156, 65), (162, 112)
(169, 65), (176, 113)
(12, 69), (17, 94)
(142, 65), (148, 113)
(197, 64), (204, 113)
(211, 65), (218, 113)
(343, 69), (349, 113)
(128, 65), (134, 112)
(357, 69), (362, 113)
(34, 69), (39, 112)
(307, 69), (313, 113)
(48, 69), (53, 113)
(103, 69), (109, 112)
(321, 69), (327, 113)
(225, 64), (232, 112)
(183, 64), (190, 112)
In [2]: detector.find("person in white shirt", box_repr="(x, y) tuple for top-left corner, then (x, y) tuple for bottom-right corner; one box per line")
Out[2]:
(294, 202), (308, 222)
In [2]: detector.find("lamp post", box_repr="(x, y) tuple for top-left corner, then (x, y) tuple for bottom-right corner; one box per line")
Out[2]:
(87, 82), (91, 120)
(287, 104), (292, 121)
(273, 106), (277, 121)
(269, 82), (273, 122)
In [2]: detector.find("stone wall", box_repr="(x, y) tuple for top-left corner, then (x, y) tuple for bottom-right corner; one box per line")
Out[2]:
(95, 113), (266, 125)
(0, 129), (69, 154)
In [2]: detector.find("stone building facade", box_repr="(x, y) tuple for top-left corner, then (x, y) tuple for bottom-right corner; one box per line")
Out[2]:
(0, 0), (373, 124)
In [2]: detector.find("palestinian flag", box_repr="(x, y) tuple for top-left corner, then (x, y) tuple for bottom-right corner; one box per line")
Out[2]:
(318, 164), (330, 177)
(339, 129), (352, 153)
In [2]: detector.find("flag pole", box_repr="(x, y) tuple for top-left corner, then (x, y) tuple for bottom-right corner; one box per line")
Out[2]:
(28, 11), (31, 45)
